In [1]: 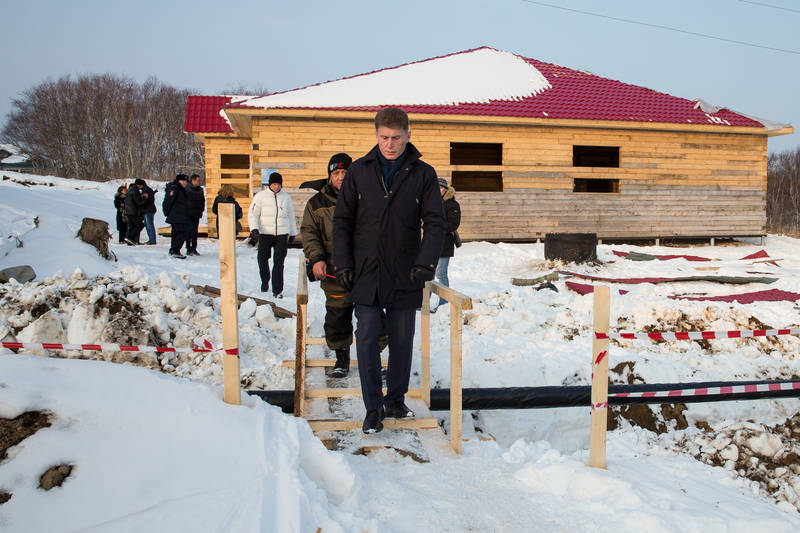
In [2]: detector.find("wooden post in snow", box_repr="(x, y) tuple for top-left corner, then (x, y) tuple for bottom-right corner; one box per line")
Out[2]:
(421, 282), (431, 408)
(218, 203), (240, 405)
(589, 285), (610, 468)
(295, 255), (308, 417)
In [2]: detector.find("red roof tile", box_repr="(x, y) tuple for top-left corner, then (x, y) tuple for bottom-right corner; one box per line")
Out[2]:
(186, 48), (767, 132)
(184, 95), (233, 133)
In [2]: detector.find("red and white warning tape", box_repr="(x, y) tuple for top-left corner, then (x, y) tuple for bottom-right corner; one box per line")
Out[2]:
(595, 328), (800, 341)
(611, 381), (800, 399)
(1, 340), (217, 354)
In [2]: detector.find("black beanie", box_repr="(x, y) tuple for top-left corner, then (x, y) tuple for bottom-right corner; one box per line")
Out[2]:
(328, 153), (352, 176)
(268, 172), (283, 185)
(134, 178), (146, 187)
(176, 174), (189, 182)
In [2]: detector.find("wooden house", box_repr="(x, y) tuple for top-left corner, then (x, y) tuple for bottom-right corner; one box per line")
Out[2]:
(184, 47), (792, 241)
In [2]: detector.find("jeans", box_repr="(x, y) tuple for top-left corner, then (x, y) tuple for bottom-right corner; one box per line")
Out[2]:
(143, 212), (156, 244)
(434, 256), (450, 307)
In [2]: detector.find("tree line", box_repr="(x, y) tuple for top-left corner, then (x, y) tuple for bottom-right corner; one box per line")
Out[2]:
(767, 146), (800, 235)
(1, 74), (203, 182)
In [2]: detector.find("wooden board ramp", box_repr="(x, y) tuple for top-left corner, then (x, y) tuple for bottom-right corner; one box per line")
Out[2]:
(291, 256), (469, 461)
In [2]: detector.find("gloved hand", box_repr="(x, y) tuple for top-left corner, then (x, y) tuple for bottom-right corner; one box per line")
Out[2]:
(410, 264), (434, 283)
(336, 268), (354, 292)
(288, 235), (295, 245)
(247, 229), (259, 247)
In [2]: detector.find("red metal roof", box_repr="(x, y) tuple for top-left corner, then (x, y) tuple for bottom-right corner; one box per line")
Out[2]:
(184, 95), (234, 133)
(185, 48), (766, 133)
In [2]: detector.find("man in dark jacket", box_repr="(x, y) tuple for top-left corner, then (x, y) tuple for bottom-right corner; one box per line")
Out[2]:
(123, 178), (148, 245)
(162, 174), (190, 258)
(186, 174), (205, 256)
(333, 107), (445, 433)
(432, 177), (461, 311)
(141, 181), (157, 245)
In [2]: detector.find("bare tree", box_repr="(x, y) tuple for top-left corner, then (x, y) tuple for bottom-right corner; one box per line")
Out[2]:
(767, 146), (800, 235)
(1, 74), (202, 182)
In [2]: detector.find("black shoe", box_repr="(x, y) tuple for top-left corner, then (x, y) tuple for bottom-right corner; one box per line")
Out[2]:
(169, 251), (186, 259)
(261, 284), (268, 292)
(273, 292), (283, 299)
(124, 238), (136, 246)
(330, 348), (350, 378)
(187, 250), (200, 256)
(384, 401), (413, 419)
(362, 407), (385, 434)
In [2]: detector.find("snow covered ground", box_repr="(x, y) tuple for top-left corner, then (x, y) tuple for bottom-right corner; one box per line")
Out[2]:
(2, 170), (800, 531)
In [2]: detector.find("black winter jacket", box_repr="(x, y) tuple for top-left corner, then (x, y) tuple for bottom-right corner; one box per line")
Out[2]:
(142, 184), (157, 214)
(440, 187), (461, 258)
(333, 143), (445, 309)
(211, 194), (243, 232)
(124, 186), (146, 218)
(186, 184), (205, 219)
(162, 179), (190, 225)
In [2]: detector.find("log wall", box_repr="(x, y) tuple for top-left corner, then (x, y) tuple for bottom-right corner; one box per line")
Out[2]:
(201, 115), (768, 239)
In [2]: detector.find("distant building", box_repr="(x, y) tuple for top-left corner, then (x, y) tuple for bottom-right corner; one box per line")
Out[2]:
(184, 47), (792, 241)
(0, 144), (34, 172)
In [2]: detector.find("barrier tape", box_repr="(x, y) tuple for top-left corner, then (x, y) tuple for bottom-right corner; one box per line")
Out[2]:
(591, 349), (607, 380)
(1, 340), (216, 354)
(595, 328), (800, 341)
(611, 381), (800, 399)
(590, 401), (608, 411)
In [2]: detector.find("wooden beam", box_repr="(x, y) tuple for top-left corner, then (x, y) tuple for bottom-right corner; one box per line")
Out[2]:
(308, 417), (439, 432)
(589, 286), (610, 469)
(294, 255), (308, 417)
(218, 203), (240, 405)
(450, 302), (464, 455)
(421, 283), (431, 408)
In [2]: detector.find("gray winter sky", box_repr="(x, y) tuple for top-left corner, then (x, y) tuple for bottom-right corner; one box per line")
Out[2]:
(1, 0), (798, 153)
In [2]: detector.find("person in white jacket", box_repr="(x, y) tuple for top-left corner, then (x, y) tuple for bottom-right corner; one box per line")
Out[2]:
(248, 172), (298, 297)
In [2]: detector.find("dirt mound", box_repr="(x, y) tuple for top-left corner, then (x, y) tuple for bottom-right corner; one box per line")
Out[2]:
(77, 217), (113, 260)
(0, 410), (52, 461)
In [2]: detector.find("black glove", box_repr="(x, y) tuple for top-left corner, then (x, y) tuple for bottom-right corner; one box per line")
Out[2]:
(336, 268), (354, 292)
(288, 235), (295, 245)
(305, 261), (316, 283)
(247, 229), (259, 247)
(410, 264), (435, 283)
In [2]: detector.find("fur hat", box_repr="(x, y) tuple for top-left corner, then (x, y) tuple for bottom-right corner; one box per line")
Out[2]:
(268, 172), (283, 186)
(437, 178), (448, 188)
(328, 153), (352, 176)
(176, 174), (189, 182)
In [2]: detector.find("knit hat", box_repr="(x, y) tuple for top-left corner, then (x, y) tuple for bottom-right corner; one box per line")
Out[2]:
(437, 178), (448, 188)
(268, 172), (283, 186)
(328, 153), (352, 176)
(134, 178), (146, 186)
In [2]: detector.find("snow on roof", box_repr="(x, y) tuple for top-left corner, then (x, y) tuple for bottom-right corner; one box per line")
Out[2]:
(0, 143), (30, 164)
(240, 48), (551, 109)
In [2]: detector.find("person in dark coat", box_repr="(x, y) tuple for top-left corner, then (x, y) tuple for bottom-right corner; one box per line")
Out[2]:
(123, 178), (148, 245)
(432, 177), (461, 311)
(186, 174), (205, 255)
(211, 183), (243, 236)
(113, 185), (128, 244)
(141, 181), (157, 245)
(333, 107), (445, 433)
(162, 174), (191, 258)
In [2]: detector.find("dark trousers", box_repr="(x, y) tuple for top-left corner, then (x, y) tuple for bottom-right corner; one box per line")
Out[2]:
(324, 304), (353, 350)
(116, 213), (127, 243)
(170, 222), (190, 254)
(257, 233), (288, 295)
(354, 305), (416, 411)
(187, 216), (200, 252)
(125, 216), (144, 243)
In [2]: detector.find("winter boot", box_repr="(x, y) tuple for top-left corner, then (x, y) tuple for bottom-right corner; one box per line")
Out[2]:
(330, 348), (350, 378)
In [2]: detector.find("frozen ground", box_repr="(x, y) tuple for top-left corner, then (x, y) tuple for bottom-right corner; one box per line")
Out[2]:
(1, 170), (800, 531)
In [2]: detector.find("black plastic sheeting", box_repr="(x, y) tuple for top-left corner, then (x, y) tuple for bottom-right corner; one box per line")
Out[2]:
(247, 379), (800, 414)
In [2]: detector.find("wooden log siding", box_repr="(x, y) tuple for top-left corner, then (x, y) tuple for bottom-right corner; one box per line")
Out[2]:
(198, 113), (769, 240)
(286, 185), (765, 241)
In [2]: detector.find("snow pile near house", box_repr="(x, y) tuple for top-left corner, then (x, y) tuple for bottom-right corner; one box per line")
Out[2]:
(242, 48), (551, 109)
(0, 267), (294, 390)
(0, 144), (29, 165)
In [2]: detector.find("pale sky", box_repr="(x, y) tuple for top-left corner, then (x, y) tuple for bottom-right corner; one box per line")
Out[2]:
(2, 0), (797, 153)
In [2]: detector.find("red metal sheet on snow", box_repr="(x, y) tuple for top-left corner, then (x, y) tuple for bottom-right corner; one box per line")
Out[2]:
(612, 250), (712, 262)
(670, 289), (800, 303)
(565, 281), (628, 296)
(561, 271), (775, 285)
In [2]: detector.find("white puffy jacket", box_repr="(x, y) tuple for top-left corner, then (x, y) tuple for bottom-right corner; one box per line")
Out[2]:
(248, 189), (298, 236)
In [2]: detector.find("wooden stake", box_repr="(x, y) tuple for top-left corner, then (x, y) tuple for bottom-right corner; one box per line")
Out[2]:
(450, 301), (464, 455)
(421, 282), (431, 408)
(589, 285), (610, 468)
(295, 255), (309, 417)
(218, 203), (240, 405)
